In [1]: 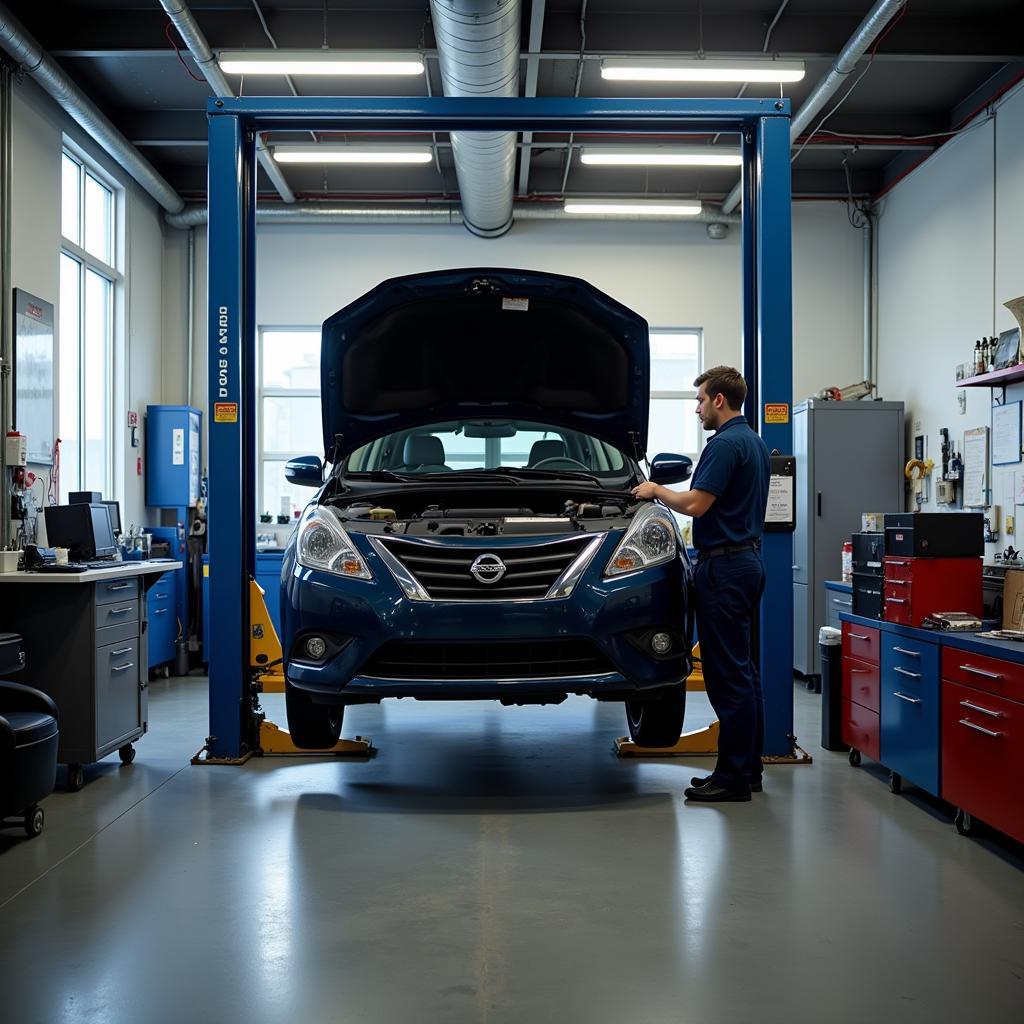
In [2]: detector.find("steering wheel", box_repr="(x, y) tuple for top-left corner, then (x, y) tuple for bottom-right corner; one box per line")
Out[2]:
(531, 456), (590, 471)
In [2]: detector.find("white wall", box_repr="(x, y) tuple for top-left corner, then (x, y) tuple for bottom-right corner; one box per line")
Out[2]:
(10, 78), (173, 534)
(877, 80), (1024, 555)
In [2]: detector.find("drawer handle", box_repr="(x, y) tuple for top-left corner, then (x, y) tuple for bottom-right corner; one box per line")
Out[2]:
(108, 606), (132, 616)
(153, 608), (169, 615)
(848, 632), (871, 641)
(111, 647), (133, 655)
(958, 718), (1002, 739)
(886, 578), (909, 586)
(887, 560), (911, 566)
(894, 691), (922, 704)
(111, 662), (135, 672)
(107, 582), (132, 591)
(834, 599), (853, 607)
(153, 591), (168, 599)
(885, 597), (907, 605)
(893, 666), (921, 679)
(791, 564), (800, 571)
(850, 667), (871, 674)
(892, 646), (920, 657)
(959, 700), (1003, 719)
(959, 665), (1004, 681)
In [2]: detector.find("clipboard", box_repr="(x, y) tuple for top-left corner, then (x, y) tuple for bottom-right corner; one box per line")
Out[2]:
(765, 454), (796, 532)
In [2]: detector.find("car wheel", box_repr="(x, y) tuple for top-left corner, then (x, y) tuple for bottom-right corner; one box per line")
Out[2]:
(625, 687), (686, 747)
(285, 684), (344, 749)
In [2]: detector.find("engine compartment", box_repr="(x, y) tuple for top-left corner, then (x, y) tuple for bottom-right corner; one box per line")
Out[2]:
(326, 487), (637, 537)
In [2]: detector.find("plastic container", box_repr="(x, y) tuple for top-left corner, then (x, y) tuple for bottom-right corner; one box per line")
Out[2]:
(841, 540), (853, 582)
(819, 626), (847, 751)
(0, 549), (21, 573)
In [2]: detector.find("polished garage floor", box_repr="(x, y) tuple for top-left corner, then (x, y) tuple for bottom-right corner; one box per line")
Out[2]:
(1, 677), (1022, 1024)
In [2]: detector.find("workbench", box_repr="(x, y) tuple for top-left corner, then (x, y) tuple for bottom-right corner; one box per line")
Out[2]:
(839, 611), (1024, 843)
(0, 560), (182, 790)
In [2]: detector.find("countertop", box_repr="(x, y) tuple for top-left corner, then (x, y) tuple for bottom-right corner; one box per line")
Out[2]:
(0, 559), (183, 584)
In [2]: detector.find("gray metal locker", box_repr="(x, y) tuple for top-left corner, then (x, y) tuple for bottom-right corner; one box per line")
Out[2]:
(792, 399), (905, 676)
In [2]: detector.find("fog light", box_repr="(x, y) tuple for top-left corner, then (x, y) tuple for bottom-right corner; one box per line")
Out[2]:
(304, 635), (327, 660)
(651, 632), (673, 655)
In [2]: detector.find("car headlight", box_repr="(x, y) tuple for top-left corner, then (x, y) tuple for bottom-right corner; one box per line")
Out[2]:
(604, 504), (677, 577)
(296, 506), (373, 580)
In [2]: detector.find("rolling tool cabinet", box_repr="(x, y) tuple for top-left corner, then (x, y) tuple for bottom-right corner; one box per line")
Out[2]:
(882, 556), (983, 627)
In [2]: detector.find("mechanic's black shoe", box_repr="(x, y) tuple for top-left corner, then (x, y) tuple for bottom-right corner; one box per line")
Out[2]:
(684, 783), (752, 802)
(691, 775), (762, 792)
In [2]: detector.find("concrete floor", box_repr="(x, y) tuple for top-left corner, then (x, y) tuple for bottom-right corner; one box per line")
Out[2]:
(1, 678), (1022, 1024)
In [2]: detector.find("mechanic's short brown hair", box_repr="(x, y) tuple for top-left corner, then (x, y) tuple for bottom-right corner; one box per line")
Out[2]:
(694, 365), (747, 411)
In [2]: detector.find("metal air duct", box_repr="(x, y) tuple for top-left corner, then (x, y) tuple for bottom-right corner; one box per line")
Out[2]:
(429, 0), (521, 237)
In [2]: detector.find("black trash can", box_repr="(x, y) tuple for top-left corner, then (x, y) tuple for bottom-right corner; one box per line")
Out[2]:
(819, 626), (847, 751)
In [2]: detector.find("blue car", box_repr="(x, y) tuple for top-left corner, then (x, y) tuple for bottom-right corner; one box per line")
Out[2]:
(281, 268), (695, 748)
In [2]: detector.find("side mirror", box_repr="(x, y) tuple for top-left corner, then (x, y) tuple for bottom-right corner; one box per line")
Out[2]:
(649, 453), (693, 485)
(284, 455), (323, 488)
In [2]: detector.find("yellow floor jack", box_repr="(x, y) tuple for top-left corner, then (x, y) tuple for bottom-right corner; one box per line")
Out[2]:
(614, 646), (720, 757)
(250, 580), (373, 758)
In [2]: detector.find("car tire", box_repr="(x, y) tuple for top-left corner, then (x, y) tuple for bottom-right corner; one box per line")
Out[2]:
(285, 685), (344, 749)
(625, 687), (687, 747)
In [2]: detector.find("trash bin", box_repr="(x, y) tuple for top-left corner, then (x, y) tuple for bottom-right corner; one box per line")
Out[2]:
(819, 626), (847, 751)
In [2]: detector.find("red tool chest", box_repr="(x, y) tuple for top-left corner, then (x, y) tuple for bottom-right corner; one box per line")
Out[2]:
(882, 556), (982, 627)
(840, 621), (880, 761)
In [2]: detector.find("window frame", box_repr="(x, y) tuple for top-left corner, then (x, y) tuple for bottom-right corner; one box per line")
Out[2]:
(648, 327), (704, 463)
(59, 145), (121, 502)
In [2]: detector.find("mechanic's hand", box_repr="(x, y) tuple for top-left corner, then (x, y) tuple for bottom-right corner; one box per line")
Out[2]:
(632, 481), (659, 501)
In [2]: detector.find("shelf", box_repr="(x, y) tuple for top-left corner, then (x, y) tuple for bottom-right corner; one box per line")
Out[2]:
(957, 364), (1024, 388)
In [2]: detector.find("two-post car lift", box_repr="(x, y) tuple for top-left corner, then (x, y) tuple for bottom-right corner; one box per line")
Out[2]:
(202, 96), (794, 763)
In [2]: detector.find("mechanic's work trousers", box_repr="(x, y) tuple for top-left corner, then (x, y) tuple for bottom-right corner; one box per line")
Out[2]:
(694, 549), (766, 791)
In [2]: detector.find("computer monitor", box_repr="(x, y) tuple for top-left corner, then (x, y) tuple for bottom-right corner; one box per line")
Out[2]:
(102, 499), (122, 536)
(43, 503), (117, 559)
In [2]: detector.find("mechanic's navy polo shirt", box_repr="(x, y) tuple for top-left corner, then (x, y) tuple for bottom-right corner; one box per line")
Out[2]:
(690, 415), (771, 551)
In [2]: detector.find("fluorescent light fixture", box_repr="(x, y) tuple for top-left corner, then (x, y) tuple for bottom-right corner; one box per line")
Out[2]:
(218, 50), (425, 76)
(601, 58), (805, 84)
(581, 147), (741, 167)
(272, 145), (434, 165)
(563, 199), (702, 217)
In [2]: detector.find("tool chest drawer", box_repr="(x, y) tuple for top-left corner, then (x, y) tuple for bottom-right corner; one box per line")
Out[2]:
(941, 648), (1024, 703)
(842, 621), (880, 665)
(882, 557), (982, 627)
(941, 681), (1024, 845)
(842, 656), (879, 712)
(95, 638), (141, 749)
(842, 699), (880, 762)
(95, 577), (140, 605)
(96, 598), (139, 631)
(826, 589), (853, 629)
(146, 571), (177, 669)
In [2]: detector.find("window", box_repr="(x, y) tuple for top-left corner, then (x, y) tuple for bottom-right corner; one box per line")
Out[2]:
(59, 149), (117, 500)
(260, 328), (321, 521)
(647, 329), (702, 461)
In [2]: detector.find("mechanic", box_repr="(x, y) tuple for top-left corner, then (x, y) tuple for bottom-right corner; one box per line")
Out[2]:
(632, 365), (770, 803)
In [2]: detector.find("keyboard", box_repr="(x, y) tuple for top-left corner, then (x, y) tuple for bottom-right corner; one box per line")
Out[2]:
(34, 560), (124, 573)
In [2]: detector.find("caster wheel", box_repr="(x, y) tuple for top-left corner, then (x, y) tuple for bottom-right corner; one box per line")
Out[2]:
(24, 805), (44, 838)
(848, 749), (862, 767)
(954, 809), (976, 836)
(889, 771), (902, 794)
(118, 743), (136, 765)
(67, 764), (85, 791)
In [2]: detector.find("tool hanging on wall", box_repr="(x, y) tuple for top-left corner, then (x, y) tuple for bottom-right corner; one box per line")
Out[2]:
(905, 457), (934, 511)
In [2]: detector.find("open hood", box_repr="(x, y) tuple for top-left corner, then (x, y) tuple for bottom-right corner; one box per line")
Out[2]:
(320, 268), (650, 461)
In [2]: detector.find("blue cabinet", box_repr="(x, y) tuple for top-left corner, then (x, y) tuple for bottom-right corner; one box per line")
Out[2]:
(255, 551), (285, 639)
(880, 633), (941, 796)
(146, 405), (201, 509)
(147, 571), (178, 670)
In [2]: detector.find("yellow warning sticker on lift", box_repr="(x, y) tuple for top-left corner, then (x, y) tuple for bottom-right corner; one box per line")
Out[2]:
(214, 402), (238, 423)
(764, 403), (789, 424)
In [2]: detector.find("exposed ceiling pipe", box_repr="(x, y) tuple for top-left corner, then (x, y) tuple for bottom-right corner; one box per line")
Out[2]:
(165, 201), (740, 230)
(0, 1), (184, 214)
(721, 0), (907, 214)
(429, 0), (520, 237)
(157, 0), (295, 204)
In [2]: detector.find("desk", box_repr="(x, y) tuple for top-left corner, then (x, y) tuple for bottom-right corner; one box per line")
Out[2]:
(0, 560), (182, 790)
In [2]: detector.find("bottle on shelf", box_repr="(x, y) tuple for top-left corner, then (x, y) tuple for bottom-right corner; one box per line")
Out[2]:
(975, 339), (985, 375)
(841, 540), (853, 582)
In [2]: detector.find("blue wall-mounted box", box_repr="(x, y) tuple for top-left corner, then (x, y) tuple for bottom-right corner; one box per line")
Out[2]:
(146, 405), (201, 508)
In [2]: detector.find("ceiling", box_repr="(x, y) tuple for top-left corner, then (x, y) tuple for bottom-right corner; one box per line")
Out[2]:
(3, 0), (1023, 210)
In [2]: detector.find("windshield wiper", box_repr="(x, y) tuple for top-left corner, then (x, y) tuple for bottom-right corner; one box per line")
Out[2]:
(481, 466), (605, 486)
(412, 470), (519, 484)
(345, 470), (415, 482)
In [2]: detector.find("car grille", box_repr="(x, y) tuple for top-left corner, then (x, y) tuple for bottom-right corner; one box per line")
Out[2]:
(362, 638), (616, 679)
(376, 535), (594, 600)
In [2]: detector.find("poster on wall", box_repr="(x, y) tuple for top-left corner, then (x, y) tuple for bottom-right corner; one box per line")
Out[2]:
(963, 426), (989, 508)
(992, 400), (1022, 466)
(13, 289), (55, 465)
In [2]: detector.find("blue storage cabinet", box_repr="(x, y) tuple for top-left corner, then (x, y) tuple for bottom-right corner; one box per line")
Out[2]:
(255, 551), (285, 638)
(146, 405), (201, 508)
(147, 571), (178, 670)
(879, 632), (941, 796)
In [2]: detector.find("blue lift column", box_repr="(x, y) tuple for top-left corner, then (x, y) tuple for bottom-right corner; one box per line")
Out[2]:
(743, 110), (795, 757)
(206, 110), (257, 758)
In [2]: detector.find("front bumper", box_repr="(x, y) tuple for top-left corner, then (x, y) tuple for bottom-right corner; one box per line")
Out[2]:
(281, 533), (692, 703)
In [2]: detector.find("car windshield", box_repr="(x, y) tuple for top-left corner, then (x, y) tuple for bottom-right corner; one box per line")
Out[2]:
(344, 420), (630, 480)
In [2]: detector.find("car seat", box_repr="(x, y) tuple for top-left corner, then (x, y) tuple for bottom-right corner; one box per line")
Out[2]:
(528, 439), (568, 465)
(0, 633), (59, 839)
(402, 435), (452, 472)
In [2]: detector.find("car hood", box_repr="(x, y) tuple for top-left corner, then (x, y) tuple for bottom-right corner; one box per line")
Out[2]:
(320, 267), (650, 460)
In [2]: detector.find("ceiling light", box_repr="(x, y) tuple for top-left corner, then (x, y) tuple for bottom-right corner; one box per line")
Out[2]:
(563, 200), (702, 217)
(580, 147), (741, 167)
(272, 145), (434, 165)
(600, 58), (805, 84)
(218, 50), (425, 76)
